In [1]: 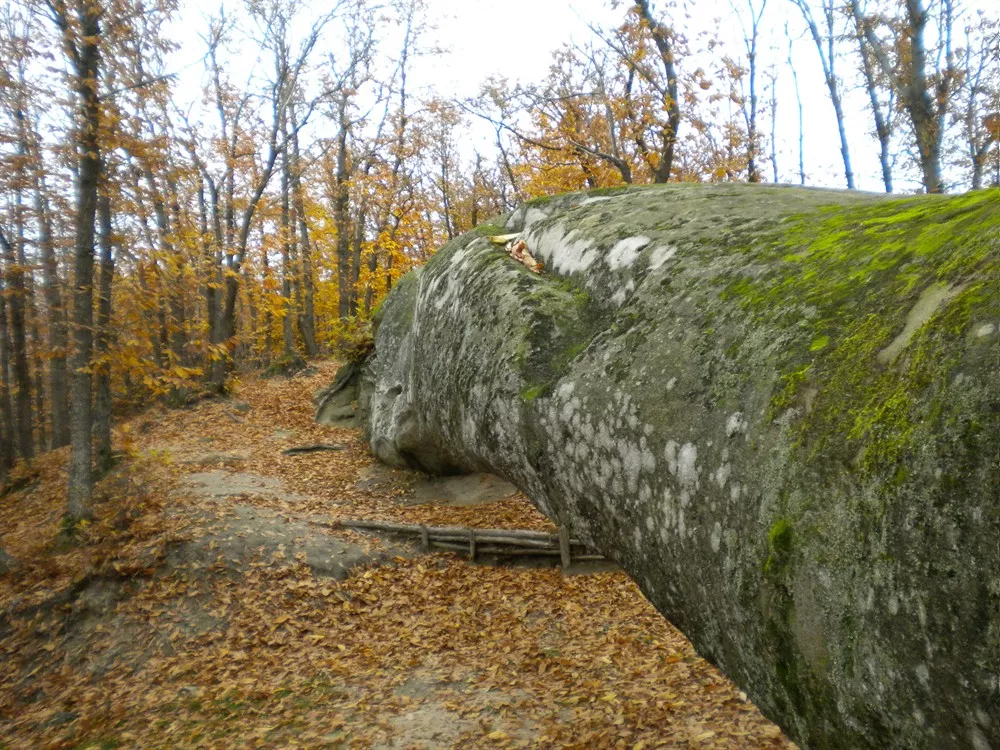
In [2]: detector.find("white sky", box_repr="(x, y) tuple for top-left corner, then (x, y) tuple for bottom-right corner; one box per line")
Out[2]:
(171, 0), (996, 194)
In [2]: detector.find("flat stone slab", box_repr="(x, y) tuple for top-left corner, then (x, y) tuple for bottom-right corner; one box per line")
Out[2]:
(167, 504), (391, 579)
(181, 470), (312, 503)
(406, 473), (519, 507)
(355, 467), (519, 507)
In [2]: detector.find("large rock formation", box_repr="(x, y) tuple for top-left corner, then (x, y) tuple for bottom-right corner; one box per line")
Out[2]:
(359, 184), (1000, 748)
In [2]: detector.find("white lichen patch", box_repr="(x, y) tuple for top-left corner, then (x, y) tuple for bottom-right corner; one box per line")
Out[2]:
(527, 222), (598, 275)
(648, 244), (678, 270)
(715, 462), (731, 489)
(878, 282), (966, 363)
(975, 322), (996, 338)
(606, 236), (651, 271)
(610, 279), (637, 307)
(665, 441), (679, 475)
(726, 412), (747, 437)
(677, 443), (699, 491)
(711, 522), (723, 552)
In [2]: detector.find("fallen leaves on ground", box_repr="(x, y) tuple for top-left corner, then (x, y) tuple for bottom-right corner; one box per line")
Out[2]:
(0, 360), (795, 749)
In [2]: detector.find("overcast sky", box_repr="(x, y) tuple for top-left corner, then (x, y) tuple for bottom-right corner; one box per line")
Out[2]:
(173, 0), (996, 194)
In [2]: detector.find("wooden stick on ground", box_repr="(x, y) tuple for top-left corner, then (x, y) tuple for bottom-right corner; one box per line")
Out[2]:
(334, 518), (605, 566)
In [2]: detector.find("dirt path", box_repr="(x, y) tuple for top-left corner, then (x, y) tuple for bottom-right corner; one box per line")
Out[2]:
(0, 361), (795, 749)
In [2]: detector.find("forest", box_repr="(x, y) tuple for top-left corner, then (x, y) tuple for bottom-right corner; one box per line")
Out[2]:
(0, 0), (997, 524)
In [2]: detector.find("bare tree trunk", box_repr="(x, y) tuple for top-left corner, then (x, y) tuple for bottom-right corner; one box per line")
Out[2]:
(786, 24), (806, 186)
(854, 0), (952, 193)
(769, 71), (779, 182)
(26, 280), (46, 453)
(63, 0), (103, 523)
(791, 0), (855, 189)
(334, 99), (352, 323)
(850, 4), (894, 193)
(246, 256), (264, 364)
(0, 278), (16, 479)
(739, 0), (767, 183)
(167, 178), (187, 373)
(289, 115), (317, 355)
(94, 183), (115, 475)
(280, 120), (296, 357)
(635, 0), (681, 183)
(197, 179), (222, 374)
(1, 223), (34, 461)
(34, 172), (70, 446)
(350, 199), (368, 318)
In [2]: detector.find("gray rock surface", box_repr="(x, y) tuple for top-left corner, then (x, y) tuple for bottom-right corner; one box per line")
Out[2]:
(357, 184), (1000, 749)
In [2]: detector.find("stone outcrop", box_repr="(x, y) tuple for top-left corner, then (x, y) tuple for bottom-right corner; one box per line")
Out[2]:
(350, 184), (999, 748)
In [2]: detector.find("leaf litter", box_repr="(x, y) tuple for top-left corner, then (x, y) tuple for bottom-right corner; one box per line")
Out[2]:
(0, 360), (795, 749)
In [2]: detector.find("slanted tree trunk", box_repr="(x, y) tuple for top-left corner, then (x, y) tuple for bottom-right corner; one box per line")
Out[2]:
(790, 0), (855, 189)
(635, 0), (681, 183)
(849, 2), (894, 193)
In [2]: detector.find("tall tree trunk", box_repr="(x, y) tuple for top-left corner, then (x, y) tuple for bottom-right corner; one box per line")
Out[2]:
(94, 184), (115, 475)
(0, 228), (32, 461)
(26, 282), (46, 453)
(851, 5), (894, 193)
(0, 278), (16, 479)
(854, 0), (951, 193)
(792, 0), (855, 189)
(65, 0), (103, 523)
(785, 24), (806, 186)
(260, 242), (273, 365)
(770, 75), (779, 183)
(289, 118), (317, 355)
(143, 168), (186, 383)
(334, 101), (352, 323)
(280, 122), (296, 357)
(350, 199), (368, 318)
(635, 0), (681, 183)
(166, 178), (187, 374)
(200, 176), (226, 389)
(34, 173), (70, 447)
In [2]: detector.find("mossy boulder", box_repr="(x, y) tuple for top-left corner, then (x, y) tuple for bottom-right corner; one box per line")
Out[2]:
(360, 184), (1000, 748)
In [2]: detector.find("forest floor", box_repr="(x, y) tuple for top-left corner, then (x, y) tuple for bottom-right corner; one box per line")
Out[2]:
(0, 360), (795, 749)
